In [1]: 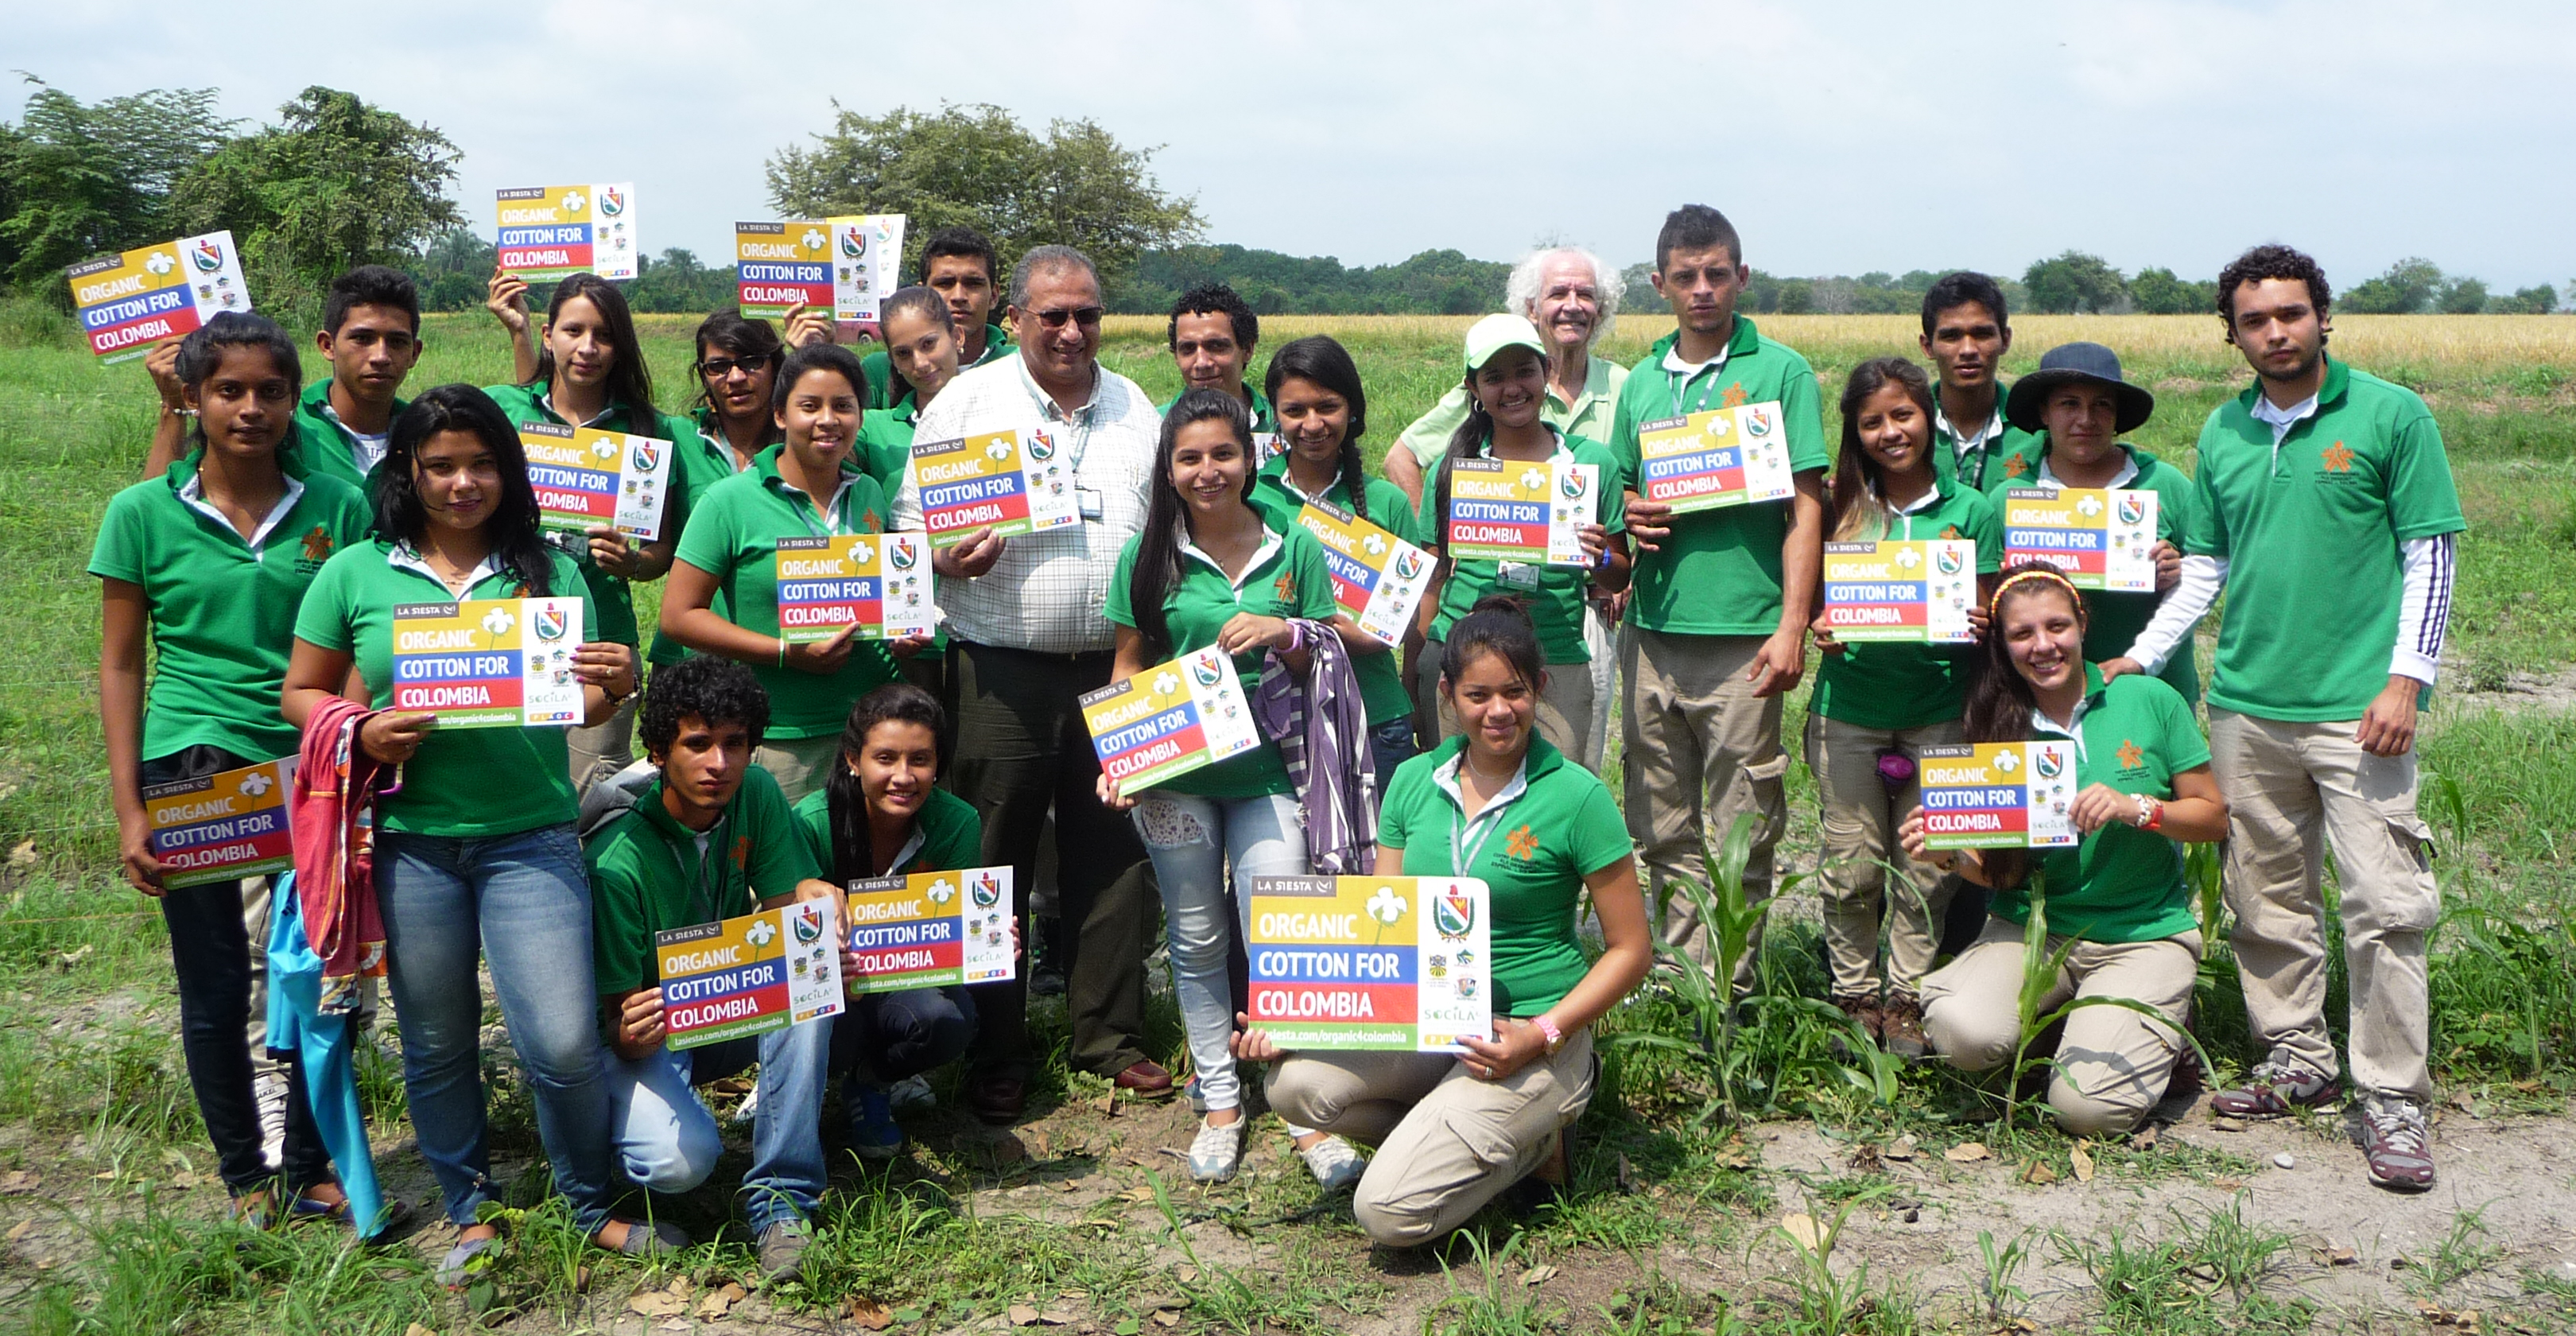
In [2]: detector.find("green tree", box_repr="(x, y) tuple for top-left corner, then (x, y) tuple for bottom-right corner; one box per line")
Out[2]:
(2128, 266), (2214, 315)
(766, 102), (1201, 293)
(2437, 276), (2489, 314)
(0, 79), (236, 294)
(411, 224), (495, 312)
(2501, 284), (2560, 315)
(1776, 278), (1815, 315)
(2022, 251), (2127, 313)
(167, 87), (461, 322)
(2342, 257), (2442, 313)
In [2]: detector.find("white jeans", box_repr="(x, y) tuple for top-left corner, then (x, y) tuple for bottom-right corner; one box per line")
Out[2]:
(1131, 791), (1309, 1112)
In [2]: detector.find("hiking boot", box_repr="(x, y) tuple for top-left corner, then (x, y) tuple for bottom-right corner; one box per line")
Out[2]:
(2357, 1093), (2437, 1192)
(1832, 994), (1885, 1043)
(756, 1219), (811, 1283)
(1878, 993), (1929, 1059)
(2210, 1051), (2340, 1120)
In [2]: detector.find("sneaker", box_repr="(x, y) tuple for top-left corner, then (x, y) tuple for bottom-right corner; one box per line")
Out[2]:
(848, 1084), (904, 1161)
(434, 1232), (500, 1287)
(729, 1079), (762, 1127)
(1188, 1117), (1246, 1183)
(886, 1074), (937, 1112)
(599, 1217), (688, 1256)
(755, 1219), (811, 1283)
(253, 1072), (289, 1170)
(2210, 1051), (2341, 1120)
(2357, 1093), (2436, 1192)
(1878, 993), (1928, 1059)
(1294, 1133), (1365, 1190)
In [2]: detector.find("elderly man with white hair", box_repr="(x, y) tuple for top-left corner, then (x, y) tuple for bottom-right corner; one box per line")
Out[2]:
(1387, 247), (1628, 771)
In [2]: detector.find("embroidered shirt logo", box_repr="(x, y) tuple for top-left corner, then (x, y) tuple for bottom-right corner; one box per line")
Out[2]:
(1503, 824), (1538, 861)
(1720, 383), (1750, 409)
(300, 525), (335, 562)
(2320, 441), (2355, 473)
(2116, 740), (2145, 771)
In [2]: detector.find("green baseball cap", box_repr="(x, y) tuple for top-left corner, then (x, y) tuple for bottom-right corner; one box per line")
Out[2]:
(1464, 313), (1547, 371)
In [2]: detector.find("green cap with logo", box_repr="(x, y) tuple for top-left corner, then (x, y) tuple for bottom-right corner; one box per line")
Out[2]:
(1464, 313), (1547, 371)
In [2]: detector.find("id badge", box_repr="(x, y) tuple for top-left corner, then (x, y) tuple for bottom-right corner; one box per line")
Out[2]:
(1498, 561), (1542, 591)
(1077, 487), (1104, 521)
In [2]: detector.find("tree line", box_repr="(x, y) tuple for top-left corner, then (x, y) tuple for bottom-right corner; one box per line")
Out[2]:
(2, 81), (2562, 327)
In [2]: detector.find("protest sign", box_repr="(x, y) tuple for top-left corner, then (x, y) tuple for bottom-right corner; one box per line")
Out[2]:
(773, 533), (937, 643)
(909, 427), (1080, 546)
(1243, 876), (1492, 1052)
(66, 231), (250, 363)
(143, 758), (296, 890)
(493, 183), (638, 282)
(1918, 742), (2081, 851)
(842, 865), (1016, 994)
(1443, 456), (1596, 565)
(390, 598), (588, 728)
(2000, 487), (2159, 591)
(1820, 540), (1978, 643)
(1634, 404), (1798, 515)
(1295, 499), (1434, 647)
(520, 421), (673, 541)
(655, 902), (845, 1051)
(1080, 647), (1263, 794)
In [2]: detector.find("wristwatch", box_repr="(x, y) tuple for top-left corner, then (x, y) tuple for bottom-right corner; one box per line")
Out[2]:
(1534, 1015), (1565, 1056)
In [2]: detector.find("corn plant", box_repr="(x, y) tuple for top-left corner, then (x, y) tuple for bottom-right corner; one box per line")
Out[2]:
(2003, 880), (2214, 1132)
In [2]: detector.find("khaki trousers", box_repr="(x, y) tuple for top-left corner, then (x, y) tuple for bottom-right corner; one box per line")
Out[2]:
(1621, 629), (1790, 980)
(1805, 713), (1963, 1000)
(1267, 1027), (1594, 1248)
(568, 695), (638, 794)
(1921, 917), (2200, 1136)
(752, 732), (845, 805)
(1414, 639), (1594, 763)
(2209, 709), (2438, 1101)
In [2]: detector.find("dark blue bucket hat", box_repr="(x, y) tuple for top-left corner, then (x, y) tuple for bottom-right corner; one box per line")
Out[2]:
(2004, 341), (2155, 434)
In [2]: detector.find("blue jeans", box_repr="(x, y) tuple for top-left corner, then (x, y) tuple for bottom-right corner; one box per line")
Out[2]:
(377, 825), (615, 1230)
(1370, 718), (1418, 810)
(1131, 791), (1308, 1113)
(607, 1015), (832, 1234)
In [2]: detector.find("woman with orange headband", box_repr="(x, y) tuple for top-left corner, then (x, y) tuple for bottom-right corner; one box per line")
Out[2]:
(1896, 564), (2227, 1135)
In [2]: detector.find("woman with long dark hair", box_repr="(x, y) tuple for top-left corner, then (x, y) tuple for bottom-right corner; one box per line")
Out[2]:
(94, 313), (373, 1225)
(853, 286), (964, 493)
(1243, 596), (1652, 1246)
(789, 684), (980, 1156)
(1899, 565), (2226, 1135)
(484, 274), (700, 787)
(1416, 315), (1627, 755)
(282, 384), (661, 1279)
(1804, 356), (2001, 1055)
(1100, 389), (1344, 1185)
(1252, 334), (1426, 787)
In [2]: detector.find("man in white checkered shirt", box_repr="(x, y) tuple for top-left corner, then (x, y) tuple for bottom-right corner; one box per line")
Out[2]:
(890, 244), (1174, 1123)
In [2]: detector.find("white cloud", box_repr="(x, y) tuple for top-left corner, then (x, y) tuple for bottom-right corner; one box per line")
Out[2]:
(8, 0), (2572, 286)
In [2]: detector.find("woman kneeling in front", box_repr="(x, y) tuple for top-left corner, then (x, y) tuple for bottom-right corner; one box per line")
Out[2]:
(1899, 565), (2227, 1135)
(1234, 596), (1651, 1245)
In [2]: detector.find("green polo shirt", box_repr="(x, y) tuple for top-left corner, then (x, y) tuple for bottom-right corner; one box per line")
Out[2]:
(1376, 736), (1631, 1017)
(1418, 430), (1627, 665)
(1104, 515), (1337, 799)
(1608, 319), (1831, 636)
(1251, 454), (1424, 727)
(285, 381), (406, 489)
(482, 383), (700, 651)
(646, 409), (761, 666)
(670, 445), (899, 740)
(1930, 386), (2040, 492)
(861, 324), (1013, 410)
(1399, 354), (1628, 467)
(88, 456), (374, 763)
(1156, 384), (1275, 433)
(585, 766), (819, 997)
(1987, 445), (2203, 705)
(855, 394), (922, 495)
(2186, 359), (2465, 721)
(1988, 666), (2209, 945)
(789, 785), (982, 884)
(1808, 479), (2001, 732)
(292, 539), (592, 838)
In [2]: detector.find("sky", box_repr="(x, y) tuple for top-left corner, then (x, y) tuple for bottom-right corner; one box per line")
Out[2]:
(12, 0), (2575, 289)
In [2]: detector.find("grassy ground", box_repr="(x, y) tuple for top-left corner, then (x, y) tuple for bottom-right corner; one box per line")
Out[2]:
(1, 312), (2572, 1333)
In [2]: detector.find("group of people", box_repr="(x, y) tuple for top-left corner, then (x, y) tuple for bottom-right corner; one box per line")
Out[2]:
(91, 204), (2462, 1279)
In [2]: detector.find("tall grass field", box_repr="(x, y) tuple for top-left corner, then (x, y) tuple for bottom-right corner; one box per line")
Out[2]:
(1, 310), (2572, 1334)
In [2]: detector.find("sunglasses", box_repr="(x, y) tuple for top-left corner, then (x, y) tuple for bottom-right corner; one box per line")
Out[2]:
(1026, 306), (1104, 330)
(697, 355), (775, 379)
